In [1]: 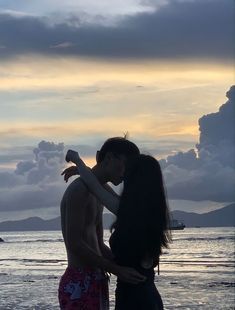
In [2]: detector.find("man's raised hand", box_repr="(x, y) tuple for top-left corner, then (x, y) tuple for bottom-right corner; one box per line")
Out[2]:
(114, 266), (146, 285)
(61, 166), (79, 183)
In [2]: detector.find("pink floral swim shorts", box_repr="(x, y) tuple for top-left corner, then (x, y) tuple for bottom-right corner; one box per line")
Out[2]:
(58, 267), (109, 310)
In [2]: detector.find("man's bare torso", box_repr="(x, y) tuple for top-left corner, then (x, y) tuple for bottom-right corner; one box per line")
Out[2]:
(61, 178), (103, 269)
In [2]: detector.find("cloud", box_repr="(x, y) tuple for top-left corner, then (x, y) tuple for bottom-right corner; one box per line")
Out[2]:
(50, 41), (76, 49)
(161, 85), (235, 202)
(15, 160), (36, 175)
(0, 172), (24, 188)
(0, 85), (234, 214)
(0, 0), (233, 61)
(0, 0), (156, 20)
(0, 183), (65, 211)
(0, 141), (66, 211)
(197, 85), (235, 168)
(0, 140), (105, 213)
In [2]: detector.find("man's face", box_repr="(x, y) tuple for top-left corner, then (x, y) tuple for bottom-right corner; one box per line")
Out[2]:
(107, 153), (126, 185)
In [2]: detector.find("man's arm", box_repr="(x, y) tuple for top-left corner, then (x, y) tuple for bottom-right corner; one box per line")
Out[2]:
(61, 165), (78, 183)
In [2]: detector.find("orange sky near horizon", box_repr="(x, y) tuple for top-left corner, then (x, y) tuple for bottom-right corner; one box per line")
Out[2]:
(0, 56), (233, 156)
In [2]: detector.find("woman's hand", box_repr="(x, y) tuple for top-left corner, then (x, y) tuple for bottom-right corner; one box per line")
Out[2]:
(65, 149), (80, 164)
(61, 166), (79, 183)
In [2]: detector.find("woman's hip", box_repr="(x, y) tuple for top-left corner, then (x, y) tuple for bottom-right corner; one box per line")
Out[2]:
(115, 278), (163, 310)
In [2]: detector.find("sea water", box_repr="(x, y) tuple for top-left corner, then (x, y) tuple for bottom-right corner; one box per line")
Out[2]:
(0, 227), (234, 309)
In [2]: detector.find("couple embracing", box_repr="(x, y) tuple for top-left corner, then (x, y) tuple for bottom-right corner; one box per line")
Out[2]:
(58, 137), (171, 310)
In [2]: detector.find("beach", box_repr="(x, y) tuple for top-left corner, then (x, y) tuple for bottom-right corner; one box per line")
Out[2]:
(0, 228), (234, 309)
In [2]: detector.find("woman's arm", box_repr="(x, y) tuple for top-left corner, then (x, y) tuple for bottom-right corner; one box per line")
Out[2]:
(103, 183), (120, 198)
(66, 150), (120, 215)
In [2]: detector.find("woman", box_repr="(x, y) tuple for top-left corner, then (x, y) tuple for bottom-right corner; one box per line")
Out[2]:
(65, 150), (171, 310)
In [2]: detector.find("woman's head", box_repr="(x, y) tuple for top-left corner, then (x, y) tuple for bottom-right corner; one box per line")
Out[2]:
(124, 154), (164, 191)
(113, 154), (171, 261)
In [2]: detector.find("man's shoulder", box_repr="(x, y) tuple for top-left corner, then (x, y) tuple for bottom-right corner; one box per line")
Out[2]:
(64, 177), (90, 200)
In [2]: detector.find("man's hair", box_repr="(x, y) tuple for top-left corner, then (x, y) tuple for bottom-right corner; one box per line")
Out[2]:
(97, 137), (140, 163)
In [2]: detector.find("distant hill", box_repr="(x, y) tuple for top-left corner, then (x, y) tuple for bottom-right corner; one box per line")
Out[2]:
(171, 203), (235, 227)
(0, 204), (234, 231)
(0, 216), (60, 232)
(0, 213), (116, 232)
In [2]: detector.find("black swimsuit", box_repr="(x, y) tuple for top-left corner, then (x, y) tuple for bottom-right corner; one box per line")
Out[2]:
(109, 231), (164, 310)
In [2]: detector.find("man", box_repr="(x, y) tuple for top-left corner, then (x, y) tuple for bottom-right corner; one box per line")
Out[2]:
(58, 137), (145, 309)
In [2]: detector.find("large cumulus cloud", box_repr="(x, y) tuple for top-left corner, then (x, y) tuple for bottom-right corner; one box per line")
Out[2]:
(0, 141), (65, 212)
(0, 141), (104, 213)
(0, 0), (234, 60)
(161, 85), (235, 202)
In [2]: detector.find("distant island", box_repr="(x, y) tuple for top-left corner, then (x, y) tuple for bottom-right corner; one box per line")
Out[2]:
(171, 203), (234, 228)
(0, 204), (234, 232)
(0, 212), (116, 232)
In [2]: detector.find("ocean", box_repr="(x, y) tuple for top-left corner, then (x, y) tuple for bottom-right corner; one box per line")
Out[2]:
(0, 227), (234, 309)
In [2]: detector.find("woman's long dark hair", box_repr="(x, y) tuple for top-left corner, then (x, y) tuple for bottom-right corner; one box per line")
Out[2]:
(111, 154), (171, 266)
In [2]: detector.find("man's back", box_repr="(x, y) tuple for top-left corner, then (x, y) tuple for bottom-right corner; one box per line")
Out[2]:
(60, 177), (103, 269)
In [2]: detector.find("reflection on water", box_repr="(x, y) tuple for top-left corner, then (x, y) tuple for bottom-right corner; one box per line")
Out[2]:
(0, 228), (234, 309)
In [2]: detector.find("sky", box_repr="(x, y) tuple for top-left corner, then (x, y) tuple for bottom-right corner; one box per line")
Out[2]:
(0, 0), (234, 221)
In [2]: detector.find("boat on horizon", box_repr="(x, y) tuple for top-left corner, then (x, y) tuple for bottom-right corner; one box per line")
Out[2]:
(170, 219), (185, 230)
